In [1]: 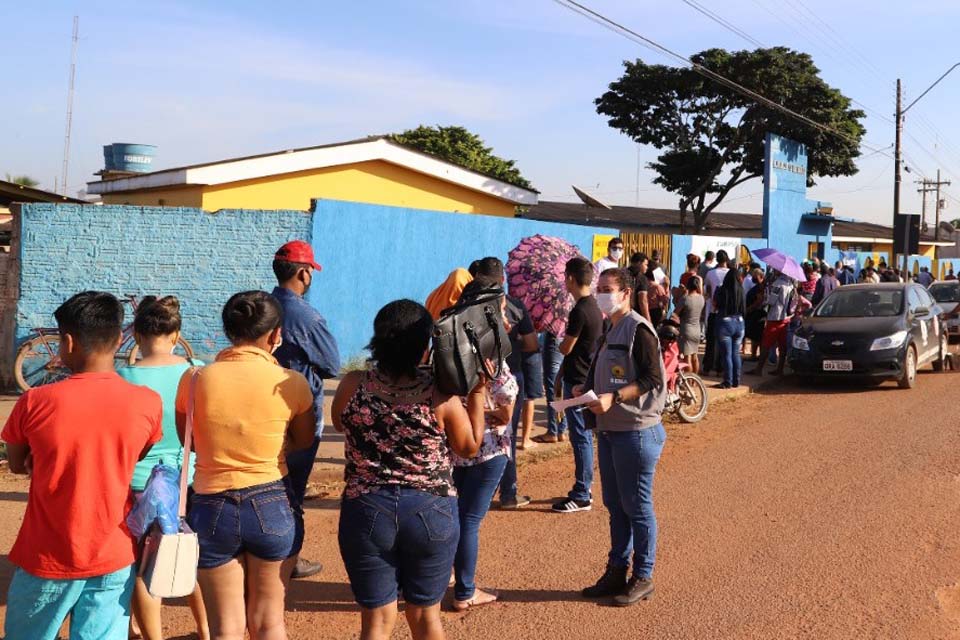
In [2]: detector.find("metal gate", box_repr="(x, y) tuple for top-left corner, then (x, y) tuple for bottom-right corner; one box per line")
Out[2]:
(621, 232), (672, 274)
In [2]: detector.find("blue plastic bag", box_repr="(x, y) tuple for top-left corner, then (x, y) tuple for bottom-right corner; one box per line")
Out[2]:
(127, 462), (181, 539)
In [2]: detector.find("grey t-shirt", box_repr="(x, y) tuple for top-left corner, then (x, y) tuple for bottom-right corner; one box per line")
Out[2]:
(765, 277), (795, 321)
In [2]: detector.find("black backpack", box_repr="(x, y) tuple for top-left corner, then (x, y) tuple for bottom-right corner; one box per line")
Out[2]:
(433, 289), (512, 396)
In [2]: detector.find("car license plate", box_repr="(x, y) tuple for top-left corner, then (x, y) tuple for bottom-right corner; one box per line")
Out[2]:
(823, 360), (853, 371)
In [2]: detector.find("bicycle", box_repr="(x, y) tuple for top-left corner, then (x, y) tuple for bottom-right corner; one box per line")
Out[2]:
(14, 294), (195, 392)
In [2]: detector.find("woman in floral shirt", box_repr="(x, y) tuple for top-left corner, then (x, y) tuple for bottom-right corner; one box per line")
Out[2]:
(450, 279), (519, 610)
(332, 299), (486, 639)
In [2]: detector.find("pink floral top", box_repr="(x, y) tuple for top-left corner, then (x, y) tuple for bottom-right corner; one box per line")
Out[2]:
(452, 364), (519, 467)
(341, 369), (454, 499)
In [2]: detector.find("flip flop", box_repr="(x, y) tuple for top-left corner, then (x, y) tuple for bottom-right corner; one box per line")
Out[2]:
(453, 588), (499, 611)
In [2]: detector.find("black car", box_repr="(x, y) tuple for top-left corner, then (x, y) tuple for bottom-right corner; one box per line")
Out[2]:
(928, 281), (960, 341)
(789, 283), (948, 388)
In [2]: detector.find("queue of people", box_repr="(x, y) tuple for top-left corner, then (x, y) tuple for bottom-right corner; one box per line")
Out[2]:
(12, 232), (911, 639)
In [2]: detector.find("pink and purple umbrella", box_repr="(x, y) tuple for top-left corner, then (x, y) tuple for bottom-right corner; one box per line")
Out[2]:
(507, 235), (585, 337)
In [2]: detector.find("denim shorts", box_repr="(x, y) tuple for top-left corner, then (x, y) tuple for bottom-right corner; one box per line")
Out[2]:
(187, 478), (303, 569)
(338, 487), (459, 609)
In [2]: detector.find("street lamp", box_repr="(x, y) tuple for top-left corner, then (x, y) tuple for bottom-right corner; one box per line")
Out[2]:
(893, 63), (960, 269)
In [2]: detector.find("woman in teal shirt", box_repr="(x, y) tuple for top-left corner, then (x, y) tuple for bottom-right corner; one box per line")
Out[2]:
(118, 296), (209, 640)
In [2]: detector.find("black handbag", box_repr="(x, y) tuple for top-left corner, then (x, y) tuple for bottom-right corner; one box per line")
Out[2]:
(433, 290), (512, 396)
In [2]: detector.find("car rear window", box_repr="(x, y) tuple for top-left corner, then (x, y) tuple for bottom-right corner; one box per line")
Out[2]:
(816, 289), (904, 317)
(929, 285), (960, 303)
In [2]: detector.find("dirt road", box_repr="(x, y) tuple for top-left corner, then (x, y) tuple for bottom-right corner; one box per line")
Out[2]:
(0, 372), (958, 639)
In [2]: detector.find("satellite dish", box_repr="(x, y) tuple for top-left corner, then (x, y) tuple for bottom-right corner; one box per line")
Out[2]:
(940, 220), (956, 235)
(572, 185), (612, 210)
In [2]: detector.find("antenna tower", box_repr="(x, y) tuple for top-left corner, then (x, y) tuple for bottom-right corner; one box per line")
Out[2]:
(61, 16), (79, 196)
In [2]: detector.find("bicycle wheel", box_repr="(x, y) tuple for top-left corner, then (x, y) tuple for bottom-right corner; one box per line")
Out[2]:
(676, 372), (708, 423)
(15, 335), (70, 391)
(126, 336), (196, 365)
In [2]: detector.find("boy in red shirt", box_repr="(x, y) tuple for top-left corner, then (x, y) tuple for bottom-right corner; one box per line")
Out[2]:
(3, 291), (162, 640)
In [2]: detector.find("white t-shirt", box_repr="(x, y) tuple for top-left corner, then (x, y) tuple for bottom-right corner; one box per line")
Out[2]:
(743, 275), (755, 297)
(704, 266), (730, 316)
(595, 257), (620, 273)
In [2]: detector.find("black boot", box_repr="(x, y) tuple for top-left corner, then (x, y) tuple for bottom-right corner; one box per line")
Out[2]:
(581, 565), (628, 598)
(612, 575), (654, 606)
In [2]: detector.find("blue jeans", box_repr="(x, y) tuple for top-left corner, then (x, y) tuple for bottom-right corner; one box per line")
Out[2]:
(564, 380), (593, 502)
(597, 425), (666, 579)
(5, 565), (135, 640)
(188, 478), (301, 568)
(499, 371), (523, 502)
(541, 332), (564, 435)
(286, 436), (319, 548)
(339, 487), (459, 608)
(452, 455), (508, 601)
(717, 315), (745, 387)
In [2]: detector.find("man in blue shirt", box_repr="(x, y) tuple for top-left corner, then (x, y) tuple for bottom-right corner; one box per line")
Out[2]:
(272, 240), (340, 579)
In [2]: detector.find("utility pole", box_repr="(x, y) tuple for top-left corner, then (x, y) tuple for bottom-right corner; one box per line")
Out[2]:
(917, 172), (951, 239)
(893, 64), (960, 269)
(893, 79), (903, 270)
(935, 169), (951, 240)
(918, 179), (932, 232)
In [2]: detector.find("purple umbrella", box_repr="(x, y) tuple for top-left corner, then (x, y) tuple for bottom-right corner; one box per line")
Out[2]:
(752, 247), (807, 281)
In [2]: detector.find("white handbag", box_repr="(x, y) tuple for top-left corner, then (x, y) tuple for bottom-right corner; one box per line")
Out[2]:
(138, 369), (201, 598)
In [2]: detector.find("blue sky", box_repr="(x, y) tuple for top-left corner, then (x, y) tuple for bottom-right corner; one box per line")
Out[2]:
(5, 0), (960, 225)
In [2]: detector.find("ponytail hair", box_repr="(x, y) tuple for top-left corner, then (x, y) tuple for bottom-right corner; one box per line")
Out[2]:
(222, 291), (283, 344)
(134, 295), (182, 337)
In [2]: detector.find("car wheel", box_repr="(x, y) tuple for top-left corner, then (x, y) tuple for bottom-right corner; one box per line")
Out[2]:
(933, 331), (949, 372)
(898, 345), (918, 389)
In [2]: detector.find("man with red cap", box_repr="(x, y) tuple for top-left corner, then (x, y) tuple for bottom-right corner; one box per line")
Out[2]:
(272, 240), (340, 579)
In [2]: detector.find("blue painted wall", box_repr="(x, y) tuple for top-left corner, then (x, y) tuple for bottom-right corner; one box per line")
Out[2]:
(16, 204), (312, 355)
(13, 201), (612, 366)
(762, 133), (832, 263)
(308, 199), (611, 360)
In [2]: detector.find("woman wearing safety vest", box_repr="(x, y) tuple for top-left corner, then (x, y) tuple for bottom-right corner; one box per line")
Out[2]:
(578, 267), (668, 607)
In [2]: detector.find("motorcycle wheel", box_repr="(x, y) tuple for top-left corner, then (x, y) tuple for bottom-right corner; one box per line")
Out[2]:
(676, 372), (709, 423)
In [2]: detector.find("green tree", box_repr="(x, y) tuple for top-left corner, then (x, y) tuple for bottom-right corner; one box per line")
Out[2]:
(387, 125), (532, 190)
(4, 173), (40, 188)
(596, 47), (866, 232)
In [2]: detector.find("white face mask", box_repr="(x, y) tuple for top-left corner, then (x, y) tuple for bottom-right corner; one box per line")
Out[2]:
(596, 292), (624, 316)
(610, 249), (624, 260)
(271, 337), (283, 354)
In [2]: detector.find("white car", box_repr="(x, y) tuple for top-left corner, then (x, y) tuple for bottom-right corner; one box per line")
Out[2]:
(929, 282), (960, 340)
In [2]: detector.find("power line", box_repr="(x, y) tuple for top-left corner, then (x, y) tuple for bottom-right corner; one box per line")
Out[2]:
(688, 0), (895, 128)
(679, 0), (764, 47)
(791, 0), (887, 83)
(748, 0), (897, 123)
(749, 0), (887, 92)
(552, 0), (892, 157)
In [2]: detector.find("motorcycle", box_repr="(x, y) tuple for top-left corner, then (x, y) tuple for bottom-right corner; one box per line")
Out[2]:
(658, 321), (709, 423)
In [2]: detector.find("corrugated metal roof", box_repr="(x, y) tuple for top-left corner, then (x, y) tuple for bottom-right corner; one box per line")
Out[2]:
(524, 200), (953, 245)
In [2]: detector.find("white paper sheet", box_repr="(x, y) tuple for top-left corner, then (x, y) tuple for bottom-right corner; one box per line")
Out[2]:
(549, 390), (599, 413)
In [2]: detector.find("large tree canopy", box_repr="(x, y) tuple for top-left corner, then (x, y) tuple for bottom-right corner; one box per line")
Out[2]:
(388, 125), (532, 190)
(596, 47), (866, 232)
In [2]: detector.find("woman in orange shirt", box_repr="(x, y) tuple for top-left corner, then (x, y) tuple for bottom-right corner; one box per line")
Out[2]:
(177, 291), (315, 640)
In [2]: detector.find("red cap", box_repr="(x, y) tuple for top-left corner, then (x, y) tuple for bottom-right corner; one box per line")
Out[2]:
(274, 240), (321, 271)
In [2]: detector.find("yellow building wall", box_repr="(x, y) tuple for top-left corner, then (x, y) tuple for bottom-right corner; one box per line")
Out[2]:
(101, 186), (203, 208)
(199, 160), (517, 216)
